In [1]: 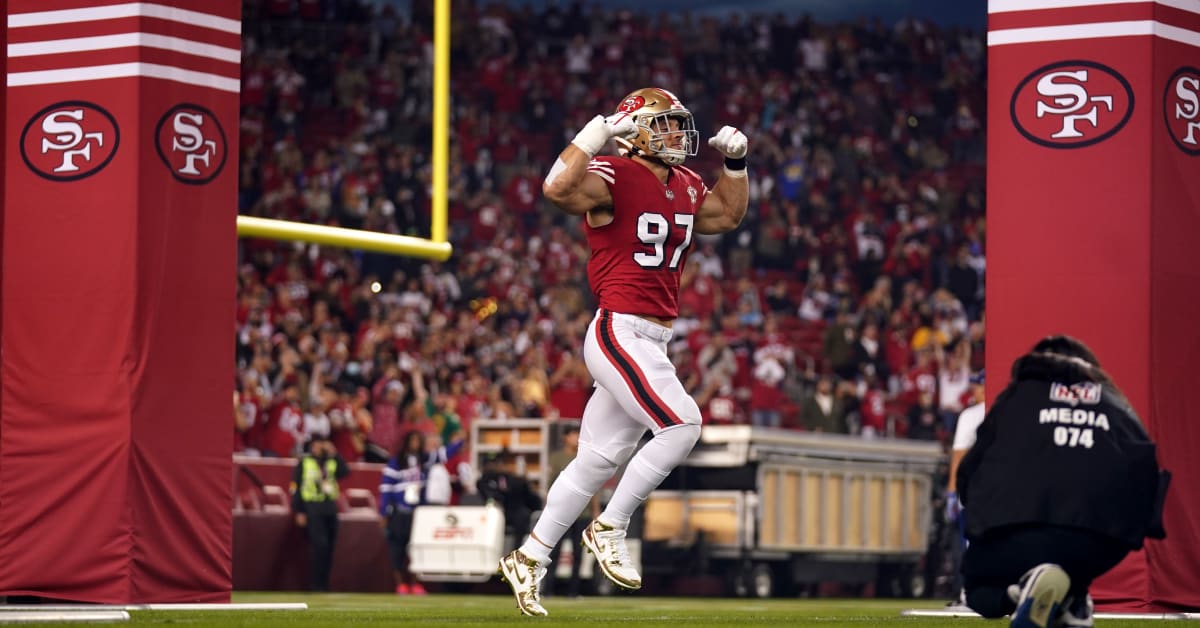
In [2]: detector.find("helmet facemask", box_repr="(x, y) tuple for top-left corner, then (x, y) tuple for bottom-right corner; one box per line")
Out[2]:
(635, 111), (699, 166)
(616, 112), (700, 166)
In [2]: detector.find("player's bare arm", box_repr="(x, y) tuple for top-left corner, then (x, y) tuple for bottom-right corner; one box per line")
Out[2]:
(695, 126), (750, 235)
(542, 114), (636, 216)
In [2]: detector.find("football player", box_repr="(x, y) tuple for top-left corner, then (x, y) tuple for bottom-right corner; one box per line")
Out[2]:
(499, 87), (749, 616)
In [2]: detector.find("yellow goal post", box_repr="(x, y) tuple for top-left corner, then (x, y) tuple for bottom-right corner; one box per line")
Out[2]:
(235, 0), (452, 262)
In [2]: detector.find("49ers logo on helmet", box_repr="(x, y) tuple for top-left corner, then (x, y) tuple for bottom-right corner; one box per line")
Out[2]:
(1010, 60), (1134, 149)
(20, 101), (120, 181)
(155, 103), (228, 184)
(618, 95), (645, 113)
(1164, 66), (1200, 156)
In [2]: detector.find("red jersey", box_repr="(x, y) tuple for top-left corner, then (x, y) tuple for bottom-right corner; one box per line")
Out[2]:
(584, 156), (709, 319)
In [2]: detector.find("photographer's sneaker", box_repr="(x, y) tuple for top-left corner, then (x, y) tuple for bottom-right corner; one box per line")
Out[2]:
(1057, 594), (1094, 628)
(1010, 563), (1070, 628)
(582, 519), (641, 590)
(498, 550), (548, 617)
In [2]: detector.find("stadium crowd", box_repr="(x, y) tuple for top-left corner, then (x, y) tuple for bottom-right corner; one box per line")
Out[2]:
(232, 0), (987, 467)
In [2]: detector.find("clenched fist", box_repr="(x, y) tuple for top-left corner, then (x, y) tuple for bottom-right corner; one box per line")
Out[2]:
(572, 113), (639, 157)
(708, 126), (748, 159)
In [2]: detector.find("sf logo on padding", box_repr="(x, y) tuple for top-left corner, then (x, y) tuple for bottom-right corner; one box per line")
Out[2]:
(1010, 60), (1134, 149)
(1164, 67), (1200, 155)
(20, 101), (120, 181)
(155, 103), (228, 184)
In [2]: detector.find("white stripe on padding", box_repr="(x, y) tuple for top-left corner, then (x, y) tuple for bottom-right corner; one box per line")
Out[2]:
(990, 0), (1200, 15)
(589, 171), (615, 184)
(587, 165), (615, 175)
(987, 20), (1200, 46)
(1157, 22), (1200, 47)
(7, 62), (239, 93)
(8, 33), (240, 63)
(9, 2), (241, 34)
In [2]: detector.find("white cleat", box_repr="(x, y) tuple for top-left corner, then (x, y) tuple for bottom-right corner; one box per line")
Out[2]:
(498, 550), (549, 617)
(582, 519), (642, 590)
(1009, 563), (1070, 628)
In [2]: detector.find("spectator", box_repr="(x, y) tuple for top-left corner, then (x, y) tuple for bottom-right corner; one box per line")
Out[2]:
(749, 355), (787, 428)
(379, 431), (429, 596)
(906, 390), (941, 441)
(823, 310), (857, 380)
(937, 336), (972, 430)
(366, 372), (405, 462)
(800, 375), (846, 434)
(329, 383), (372, 462)
(262, 377), (305, 458)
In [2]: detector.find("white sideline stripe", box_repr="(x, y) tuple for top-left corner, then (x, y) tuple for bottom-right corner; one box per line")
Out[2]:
(8, 2), (241, 34)
(7, 62), (239, 93)
(0, 603), (306, 611)
(590, 171), (615, 184)
(133, 603), (307, 611)
(0, 610), (129, 622)
(9, 33), (240, 63)
(901, 608), (1193, 620)
(988, 19), (1200, 47)
(989, 0), (1200, 15)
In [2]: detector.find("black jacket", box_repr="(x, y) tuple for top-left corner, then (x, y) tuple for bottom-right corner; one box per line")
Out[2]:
(476, 471), (543, 520)
(958, 352), (1169, 549)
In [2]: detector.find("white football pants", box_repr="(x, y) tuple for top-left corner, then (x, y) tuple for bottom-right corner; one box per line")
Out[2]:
(527, 310), (701, 557)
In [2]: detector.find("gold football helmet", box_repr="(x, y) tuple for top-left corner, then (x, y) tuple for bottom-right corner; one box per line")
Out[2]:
(612, 87), (698, 166)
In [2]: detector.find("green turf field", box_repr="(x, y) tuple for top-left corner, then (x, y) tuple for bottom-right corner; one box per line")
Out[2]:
(7, 592), (1171, 627)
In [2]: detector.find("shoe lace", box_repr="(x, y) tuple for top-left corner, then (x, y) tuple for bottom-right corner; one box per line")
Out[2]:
(604, 528), (633, 567)
(527, 565), (547, 602)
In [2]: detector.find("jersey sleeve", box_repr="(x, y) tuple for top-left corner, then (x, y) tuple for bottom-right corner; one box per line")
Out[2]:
(587, 157), (617, 188)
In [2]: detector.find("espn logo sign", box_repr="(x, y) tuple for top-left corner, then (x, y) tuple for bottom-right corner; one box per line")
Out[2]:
(432, 527), (475, 541)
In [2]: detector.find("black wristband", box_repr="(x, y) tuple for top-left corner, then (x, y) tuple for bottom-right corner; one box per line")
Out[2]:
(724, 157), (747, 171)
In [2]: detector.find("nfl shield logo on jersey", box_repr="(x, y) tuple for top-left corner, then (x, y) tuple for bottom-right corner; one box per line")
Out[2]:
(687, 186), (697, 205)
(665, 189), (674, 200)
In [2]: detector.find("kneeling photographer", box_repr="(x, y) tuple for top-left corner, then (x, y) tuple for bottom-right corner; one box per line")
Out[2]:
(958, 335), (1170, 628)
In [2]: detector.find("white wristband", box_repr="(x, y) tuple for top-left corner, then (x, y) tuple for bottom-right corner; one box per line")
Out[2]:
(570, 115), (610, 158)
(723, 166), (748, 179)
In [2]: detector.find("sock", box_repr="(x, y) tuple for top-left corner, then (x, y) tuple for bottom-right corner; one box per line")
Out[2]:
(518, 534), (554, 566)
